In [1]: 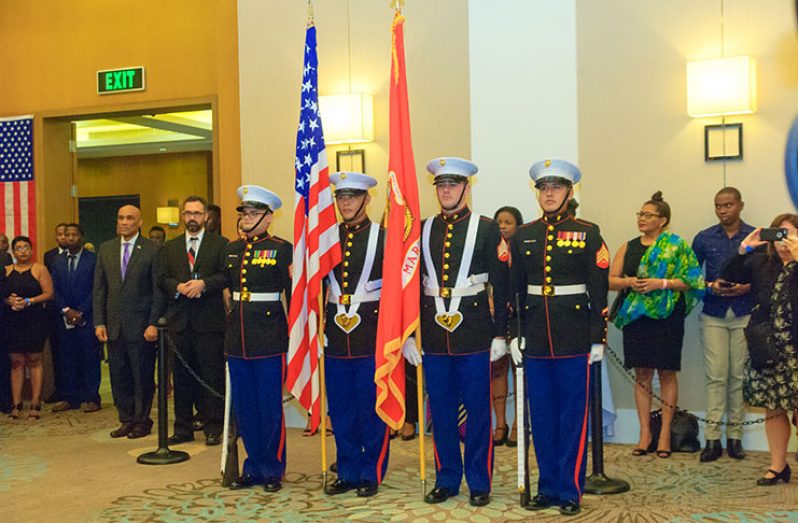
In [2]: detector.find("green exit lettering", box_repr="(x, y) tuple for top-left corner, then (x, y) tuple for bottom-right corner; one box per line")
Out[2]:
(98, 67), (145, 95)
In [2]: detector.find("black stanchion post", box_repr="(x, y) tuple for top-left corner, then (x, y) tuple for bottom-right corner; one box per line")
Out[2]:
(138, 319), (190, 465)
(584, 358), (630, 494)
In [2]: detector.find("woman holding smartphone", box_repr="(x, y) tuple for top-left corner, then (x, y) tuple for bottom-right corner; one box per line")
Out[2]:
(721, 214), (798, 485)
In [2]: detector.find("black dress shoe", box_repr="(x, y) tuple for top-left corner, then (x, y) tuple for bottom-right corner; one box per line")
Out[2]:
(356, 481), (378, 497)
(526, 494), (555, 511)
(263, 478), (282, 492)
(205, 434), (221, 446)
(727, 438), (745, 459)
(700, 439), (723, 462)
(469, 491), (490, 506)
(229, 474), (258, 490)
(110, 423), (135, 438)
(168, 433), (194, 445)
(424, 486), (454, 504)
(559, 501), (581, 516)
(756, 464), (791, 486)
(127, 425), (151, 439)
(325, 478), (356, 495)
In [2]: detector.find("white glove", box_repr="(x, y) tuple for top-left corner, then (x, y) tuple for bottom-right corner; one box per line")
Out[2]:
(509, 337), (524, 366)
(589, 343), (605, 364)
(402, 336), (423, 366)
(490, 337), (508, 362)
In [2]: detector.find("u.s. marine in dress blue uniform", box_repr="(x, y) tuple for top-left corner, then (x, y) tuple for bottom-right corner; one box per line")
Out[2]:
(222, 185), (292, 493)
(509, 159), (609, 516)
(322, 172), (390, 498)
(415, 157), (510, 508)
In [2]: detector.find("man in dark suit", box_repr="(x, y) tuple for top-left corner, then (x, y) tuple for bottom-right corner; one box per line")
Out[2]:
(43, 223), (68, 272)
(160, 196), (228, 446)
(43, 223), (68, 403)
(50, 224), (101, 413)
(93, 205), (165, 439)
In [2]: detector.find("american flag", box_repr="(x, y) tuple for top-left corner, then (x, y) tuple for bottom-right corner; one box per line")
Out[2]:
(285, 23), (341, 432)
(0, 116), (36, 245)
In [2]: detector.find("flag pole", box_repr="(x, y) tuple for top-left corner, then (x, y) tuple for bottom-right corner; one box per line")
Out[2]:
(318, 291), (329, 489)
(415, 325), (426, 498)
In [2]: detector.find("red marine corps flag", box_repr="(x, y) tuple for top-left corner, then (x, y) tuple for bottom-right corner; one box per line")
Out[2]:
(374, 10), (421, 430)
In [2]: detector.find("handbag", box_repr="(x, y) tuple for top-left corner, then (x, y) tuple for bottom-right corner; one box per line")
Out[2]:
(649, 409), (700, 453)
(609, 288), (630, 322)
(744, 322), (779, 371)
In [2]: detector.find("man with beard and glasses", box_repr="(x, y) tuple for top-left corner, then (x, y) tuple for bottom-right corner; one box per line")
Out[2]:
(159, 196), (229, 446)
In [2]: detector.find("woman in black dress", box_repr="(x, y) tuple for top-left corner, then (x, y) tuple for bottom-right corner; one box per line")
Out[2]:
(722, 214), (798, 485)
(3, 236), (54, 420)
(609, 192), (705, 458)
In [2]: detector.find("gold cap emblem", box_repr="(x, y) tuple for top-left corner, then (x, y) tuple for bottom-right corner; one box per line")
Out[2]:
(439, 159), (446, 166)
(545, 159), (551, 167)
(341, 172), (348, 179)
(243, 186), (249, 194)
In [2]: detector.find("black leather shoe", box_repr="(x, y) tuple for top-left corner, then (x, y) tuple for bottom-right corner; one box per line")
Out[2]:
(263, 478), (282, 492)
(356, 481), (379, 497)
(229, 474), (258, 490)
(756, 464), (791, 486)
(205, 434), (221, 446)
(109, 423), (135, 438)
(127, 425), (151, 439)
(526, 494), (555, 511)
(727, 438), (746, 459)
(559, 501), (581, 516)
(168, 433), (194, 445)
(424, 486), (454, 504)
(325, 478), (356, 495)
(469, 491), (490, 506)
(700, 439), (723, 462)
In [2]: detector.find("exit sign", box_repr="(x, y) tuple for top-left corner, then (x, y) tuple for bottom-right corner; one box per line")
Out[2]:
(97, 67), (146, 95)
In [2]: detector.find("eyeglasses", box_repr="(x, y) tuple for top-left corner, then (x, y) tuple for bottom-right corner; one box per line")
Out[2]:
(537, 183), (567, 192)
(636, 212), (661, 219)
(182, 211), (206, 218)
(13, 244), (31, 252)
(237, 211), (266, 219)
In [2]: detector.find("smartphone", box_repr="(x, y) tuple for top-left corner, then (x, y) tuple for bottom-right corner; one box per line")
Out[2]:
(760, 227), (788, 242)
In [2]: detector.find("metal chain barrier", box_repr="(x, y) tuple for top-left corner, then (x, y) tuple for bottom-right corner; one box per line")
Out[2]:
(164, 332), (295, 405)
(605, 344), (777, 427)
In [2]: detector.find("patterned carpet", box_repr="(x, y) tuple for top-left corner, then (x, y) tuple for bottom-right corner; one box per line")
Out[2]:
(2, 399), (797, 522)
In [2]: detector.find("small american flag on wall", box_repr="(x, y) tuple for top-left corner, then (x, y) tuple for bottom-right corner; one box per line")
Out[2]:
(0, 115), (36, 245)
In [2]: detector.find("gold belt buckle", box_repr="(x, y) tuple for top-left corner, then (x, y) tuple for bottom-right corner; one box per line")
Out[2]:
(542, 285), (555, 297)
(339, 294), (352, 305)
(439, 287), (452, 299)
(240, 290), (251, 302)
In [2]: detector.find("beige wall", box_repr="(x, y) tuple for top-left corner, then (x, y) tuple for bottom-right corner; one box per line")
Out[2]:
(238, 0), (470, 240)
(578, 0), (798, 411)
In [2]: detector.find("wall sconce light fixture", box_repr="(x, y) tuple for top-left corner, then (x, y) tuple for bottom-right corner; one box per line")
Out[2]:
(319, 93), (374, 145)
(687, 56), (757, 118)
(156, 206), (180, 227)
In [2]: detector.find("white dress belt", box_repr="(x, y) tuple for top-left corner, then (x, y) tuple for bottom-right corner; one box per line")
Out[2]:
(327, 290), (381, 305)
(527, 284), (587, 297)
(423, 273), (489, 298)
(233, 291), (281, 302)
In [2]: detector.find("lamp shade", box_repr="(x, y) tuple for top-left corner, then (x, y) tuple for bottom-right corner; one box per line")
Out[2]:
(687, 56), (757, 117)
(156, 206), (180, 226)
(319, 93), (374, 144)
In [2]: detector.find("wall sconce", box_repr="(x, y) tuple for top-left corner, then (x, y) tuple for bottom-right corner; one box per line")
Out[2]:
(687, 56), (757, 117)
(156, 206), (180, 227)
(319, 93), (374, 145)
